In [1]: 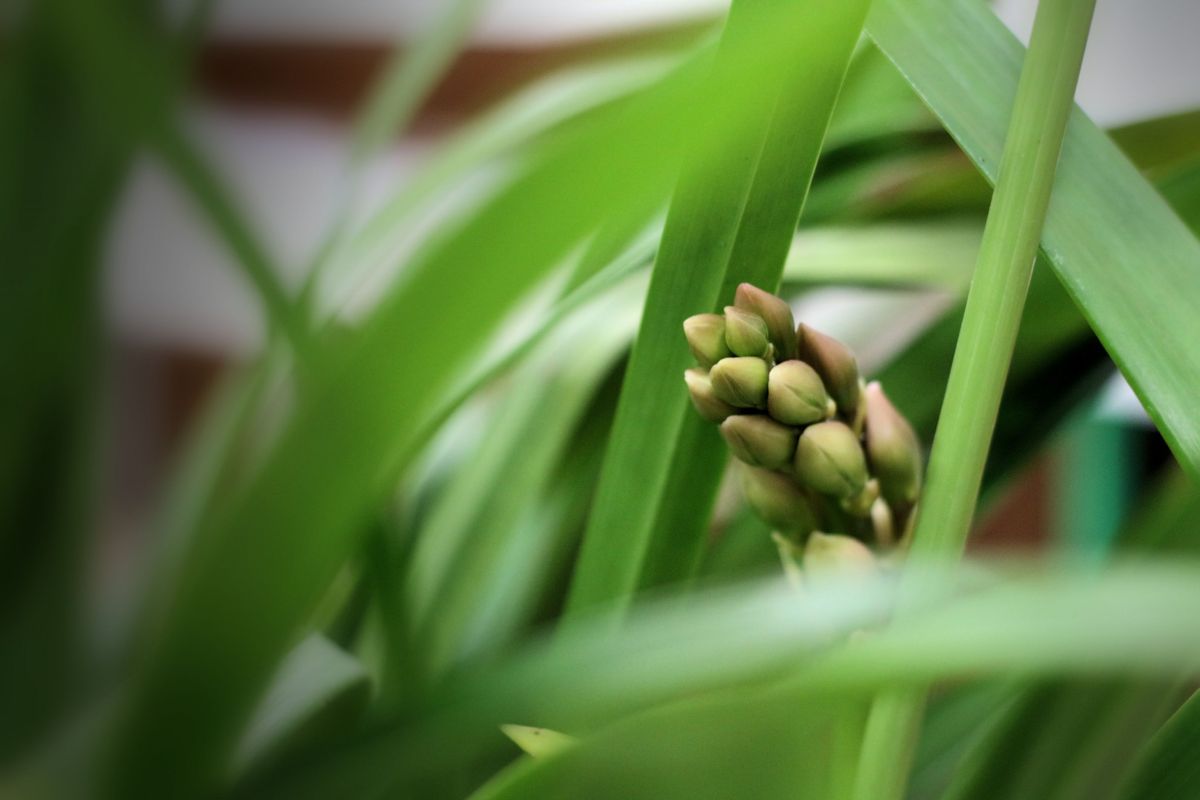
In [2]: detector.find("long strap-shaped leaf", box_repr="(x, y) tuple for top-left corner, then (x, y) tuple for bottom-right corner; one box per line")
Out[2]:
(867, 0), (1200, 482)
(1117, 687), (1200, 800)
(240, 562), (1200, 800)
(564, 0), (870, 622)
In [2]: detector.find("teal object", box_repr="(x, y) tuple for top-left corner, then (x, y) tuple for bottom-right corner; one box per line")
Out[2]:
(1057, 408), (1137, 561)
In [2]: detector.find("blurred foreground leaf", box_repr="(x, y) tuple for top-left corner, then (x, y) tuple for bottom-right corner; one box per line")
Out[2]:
(243, 561), (1200, 798)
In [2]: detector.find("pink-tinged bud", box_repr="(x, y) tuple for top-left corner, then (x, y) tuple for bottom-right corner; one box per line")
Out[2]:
(863, 381), (922, 511)
(710, 357), (769, 409)
(735, 283), (796, 360)
(740, 465), (817, 534)
(797, 323), (863, 421)
(684, 369), (737, 423)
(720, 414), (797, 470)
(683, 313), (731, 368)
(768, 360), (833, 426)
(723, 306), (771, 358)
(794, 420), (867, 499)
(803, 532), (877, 579)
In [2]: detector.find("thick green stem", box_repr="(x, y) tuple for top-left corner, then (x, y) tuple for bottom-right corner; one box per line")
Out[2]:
(853, 0), (1097, 797)
(908, 0), (1097, 563)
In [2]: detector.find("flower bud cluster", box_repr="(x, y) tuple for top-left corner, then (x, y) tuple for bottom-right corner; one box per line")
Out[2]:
(683, 283), (924, 571)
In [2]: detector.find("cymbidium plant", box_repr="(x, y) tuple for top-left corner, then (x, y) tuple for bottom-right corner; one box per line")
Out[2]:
(684, 283), (923, 575)
(11, 0), (1200, 796)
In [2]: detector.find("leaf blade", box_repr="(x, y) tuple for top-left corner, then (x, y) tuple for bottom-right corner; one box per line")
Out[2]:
(565, 0), (871, 619)
(867, 0), (1200, 482)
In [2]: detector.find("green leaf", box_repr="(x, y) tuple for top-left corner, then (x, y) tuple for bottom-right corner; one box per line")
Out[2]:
(499, 725), (577, 759)
(784, 218), (981, 290)
(318, 55), (678, 317)
(233, 635), (371, 780)
(1156, 157), (1200, 238)
(48, 1), (313, 358)
(1118, 689), (1200, 800)
(824, 42), (936, 148)
(473, 690), (841, 800)
(349, 0), (486, 164)
(298, 0), (489, 316)
(409, 281), (642, 674)
(397, 227), (657, 469)
(565, 0), (872, 619)
(908, 681), (1017, 800)
(1109, 108), (1200, 177)
(867, 0), (1200, 483)
(943, 680), (1180, 800)
(244, 561), (1200, 799)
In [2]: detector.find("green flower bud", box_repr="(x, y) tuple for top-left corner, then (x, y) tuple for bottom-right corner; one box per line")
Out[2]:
(684, 368), (737, 423)
(740, 464), (817, 534)
(683, 313), (732, 368)
(721, 414), (797, 469)
(797, 323), (863, 421)
(794, 420), (868, 499)
(803, 531), (877, 579)
(864, 381), (922, 510)
(735, 282), (796, 360)
(710, 357), (768, 409)
(768, 360), (834, 426)
(723, 306), (771, 358)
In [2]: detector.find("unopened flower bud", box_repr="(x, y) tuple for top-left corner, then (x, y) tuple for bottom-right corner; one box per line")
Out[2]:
(735, 283), (796, 360)
(803, 532), (877, 579)
(740, 465), (817, 534)
(683, 313), (731, 368)
(684, 368), (737, 423)
(721, 414), (797, 469)
(723, 306), (771, 358)
(710, 357), (768, 409)
(768, 360), (834, 426)
(864, 381), (922, 510)
(794, 420), (867, 499)
(797, 323), (863, 421)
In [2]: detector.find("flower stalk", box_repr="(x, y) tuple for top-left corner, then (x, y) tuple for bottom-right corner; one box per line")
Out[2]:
(853, 0), (1099, 797)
